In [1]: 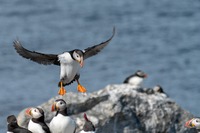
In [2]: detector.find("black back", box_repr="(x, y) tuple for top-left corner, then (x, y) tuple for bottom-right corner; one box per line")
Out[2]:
(123, 70), (146, 83)
(123, 74), (136, 83)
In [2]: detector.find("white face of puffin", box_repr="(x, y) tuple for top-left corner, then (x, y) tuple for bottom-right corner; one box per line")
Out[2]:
(193, 118), (200, 128)
(26, 108), (43, 119)
(185, 118), (200, 129)
(136, 70), (147, 78)
(52, 99), (67, 112)
(73, 50), (84, 67)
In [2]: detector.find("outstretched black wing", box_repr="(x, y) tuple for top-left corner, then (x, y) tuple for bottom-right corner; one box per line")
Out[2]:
(13, 40), (60, 65)
(83, 27), (115, 60)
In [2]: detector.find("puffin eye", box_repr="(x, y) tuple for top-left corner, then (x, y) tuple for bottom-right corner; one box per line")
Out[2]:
(60, 102), (63, 105)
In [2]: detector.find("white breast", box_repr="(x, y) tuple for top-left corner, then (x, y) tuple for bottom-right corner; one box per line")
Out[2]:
(7, 132), (13, 133)
(28, 119), (45, 133)
(58, 52), (80, 83)
(128, 76), (143, 87)
(50, 114), (76, 133)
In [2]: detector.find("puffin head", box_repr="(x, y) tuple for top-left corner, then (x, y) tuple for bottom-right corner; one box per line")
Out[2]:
(26, 107), (44, 119)
(135, 70), (147, 78)
(185, 118), (200, 129)
(51, 99), (67, 112)
(72, 50), (84, 67)
(7, 115), (17, 124)
(153, 85), (164, 93)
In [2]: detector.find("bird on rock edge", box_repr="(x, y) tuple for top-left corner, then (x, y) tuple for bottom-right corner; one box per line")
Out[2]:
(26, 107), (50, 133)
(50, 99), (76, 133)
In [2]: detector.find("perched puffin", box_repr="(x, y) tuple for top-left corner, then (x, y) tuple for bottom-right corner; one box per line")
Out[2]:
(50, 99), (76, 133)
(123, 70), (147, 88)
(79, 113), (95, 133)
(26, 107), (50, 133)
(153, 85), (165, 93)
(137, 85), (168, 97)
(7, 115), (32, 133)
(185, 118), (200, 132)
(13, 28), (115, 95)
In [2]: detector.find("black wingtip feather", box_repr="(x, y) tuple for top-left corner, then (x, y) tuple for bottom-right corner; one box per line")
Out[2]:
(13, 40), (59, 65)
(83, 27), (116, 59)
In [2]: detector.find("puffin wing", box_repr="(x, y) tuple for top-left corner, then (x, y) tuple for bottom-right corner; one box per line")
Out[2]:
(83, 27), (115, 60)
(40, 123), (51, 133)
(13, 40), (60, 65)
(13, 127), (33, 133)
(123, 74), (134, 83)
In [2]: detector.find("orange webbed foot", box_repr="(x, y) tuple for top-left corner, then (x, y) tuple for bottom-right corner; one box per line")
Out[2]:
(77, 84), (87, 93)
(58, 82), (66, 96)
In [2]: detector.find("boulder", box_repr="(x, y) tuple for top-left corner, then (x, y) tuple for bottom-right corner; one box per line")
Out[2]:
(17, 84), (196, 133)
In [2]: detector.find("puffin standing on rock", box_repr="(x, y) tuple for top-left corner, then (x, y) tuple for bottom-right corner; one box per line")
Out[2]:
(7, 115), (32, 133)
(50, 99), (76, 133)
(13, 27), (115, 95)
(79, 113), (95, 133)
(185, 118), (200, 132)
(123, 70), (147, 88)
(26, 107), (50, 133)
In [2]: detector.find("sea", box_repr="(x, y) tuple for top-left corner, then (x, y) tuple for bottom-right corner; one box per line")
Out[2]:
(1, 0), (200, 132)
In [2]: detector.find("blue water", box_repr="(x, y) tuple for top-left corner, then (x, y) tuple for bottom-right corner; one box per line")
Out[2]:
(1, 0), (200, 132)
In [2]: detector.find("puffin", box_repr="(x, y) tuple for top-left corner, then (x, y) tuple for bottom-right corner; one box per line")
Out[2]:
(79, 113), (95, 133)
(152, 85), (165, 93)
(185, 118), (200, 132)
(123, 70), (147, 88)
(50, 99), (76, 133)
(13, 27), (115, 95)
(7, 115), (32, 133)
(26, 107), (50, 133)
(138, 85), (168, 97)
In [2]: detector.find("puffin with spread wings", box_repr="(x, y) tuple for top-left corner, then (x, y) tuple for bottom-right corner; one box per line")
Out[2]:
(13, 27), (115, 95)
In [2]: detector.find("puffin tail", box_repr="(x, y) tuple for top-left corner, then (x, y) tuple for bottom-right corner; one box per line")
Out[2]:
(58, 81), (67, 87)
(58, 79), (75, 87)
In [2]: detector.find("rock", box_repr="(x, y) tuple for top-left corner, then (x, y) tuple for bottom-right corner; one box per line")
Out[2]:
(17, 84), (196, 133)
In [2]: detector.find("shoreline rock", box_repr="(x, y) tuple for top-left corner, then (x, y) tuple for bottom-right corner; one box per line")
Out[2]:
(17, 84), (196, 133)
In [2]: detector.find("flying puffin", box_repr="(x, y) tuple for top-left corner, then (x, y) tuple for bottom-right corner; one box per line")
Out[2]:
(13, 27), (115, 95)
(123, 70), (147, 88)
(50, 99), (76, 133)
(79, 113), (95, 133)
(7, 115), (32, 133)
(26, 107), (50, 133)
(185, 118), (200, 132)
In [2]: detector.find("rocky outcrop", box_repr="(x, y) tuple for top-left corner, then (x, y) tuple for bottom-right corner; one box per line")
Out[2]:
(17, 84), (196, 133)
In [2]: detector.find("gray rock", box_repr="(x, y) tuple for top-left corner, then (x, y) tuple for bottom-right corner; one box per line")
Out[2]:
(17, 84), (195, 133)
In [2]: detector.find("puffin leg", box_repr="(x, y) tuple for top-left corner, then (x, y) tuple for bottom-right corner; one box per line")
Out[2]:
(76, 79), (87, 93)
(58, 82), (66, 96)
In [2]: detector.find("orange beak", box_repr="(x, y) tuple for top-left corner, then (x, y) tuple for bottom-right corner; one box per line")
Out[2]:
(144, 74), (147, 78)
(79, 57), (84, 68)
(185, 119), (195, 128)
(51, 103), (58, 112)
(26, 108), (32, 116)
